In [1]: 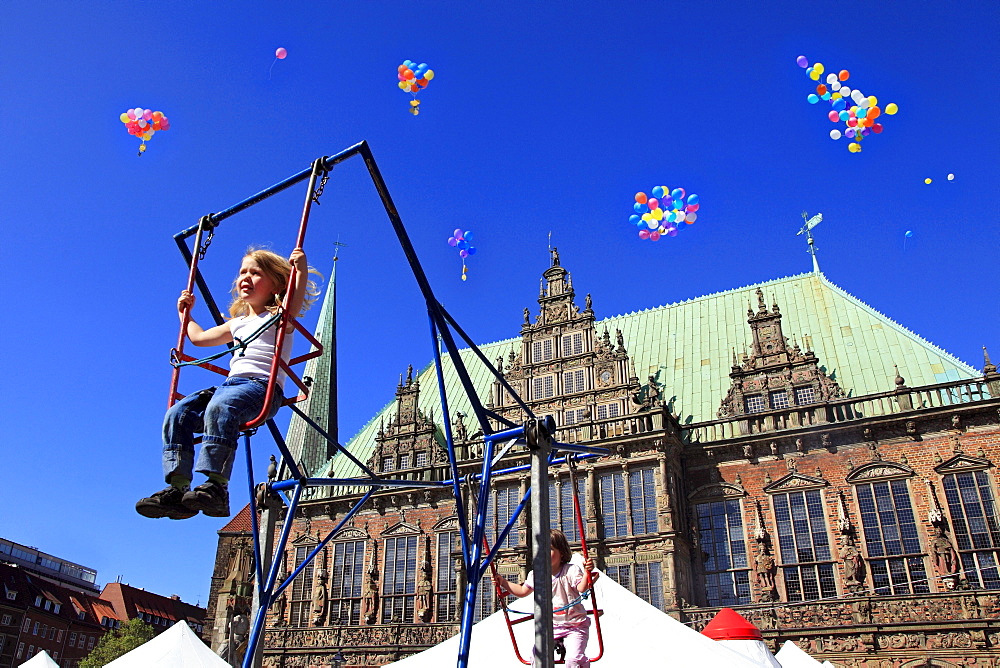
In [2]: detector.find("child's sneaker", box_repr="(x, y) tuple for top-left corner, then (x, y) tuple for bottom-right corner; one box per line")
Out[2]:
(182, 481), (230, 517)
(135, 487), (197, 520)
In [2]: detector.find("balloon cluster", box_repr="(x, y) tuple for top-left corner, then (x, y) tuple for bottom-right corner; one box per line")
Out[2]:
(119, 107), (170, 155)
(446, 229), (476, 281)
(798, 56), (898, 153)
(397, 60), (435, 115)
(628, 186), (700, 241)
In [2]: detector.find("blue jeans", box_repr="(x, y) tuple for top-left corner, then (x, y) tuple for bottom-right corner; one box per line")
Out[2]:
(162, 377), (282, 483)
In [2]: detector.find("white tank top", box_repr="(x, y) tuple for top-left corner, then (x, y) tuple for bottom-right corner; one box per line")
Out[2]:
(228, 312), (293, 387)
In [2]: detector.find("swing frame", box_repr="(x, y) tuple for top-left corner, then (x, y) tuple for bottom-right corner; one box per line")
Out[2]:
(167, 141), (608, 668)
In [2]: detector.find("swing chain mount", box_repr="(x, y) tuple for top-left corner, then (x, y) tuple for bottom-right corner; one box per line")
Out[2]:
(197, 214), (218, 260)
(310, 158), (331, 205)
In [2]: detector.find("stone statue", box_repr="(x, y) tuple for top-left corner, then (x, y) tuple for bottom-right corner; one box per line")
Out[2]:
(551, 247), (560, 266)
(452, 412), (468, 442)
(743, 444), (753, 459)
(840, 536), (865, 589)
(930, 526), (960, 577)
(311, 568), (328, 626)
(273, 570), (288, 626)
(633, 375), (661, 411)
(754, 550), (777, 599)
(362, 570), (379, 624)
(523, 307), (530, 324)
(217, 613), (249, 665)
(585, 293), (592, 311)
(416, 563), (433, 622)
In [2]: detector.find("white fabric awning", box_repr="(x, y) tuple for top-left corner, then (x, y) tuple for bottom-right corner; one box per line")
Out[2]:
(103, 621), (230, 667)
(386, 568), (763, 667)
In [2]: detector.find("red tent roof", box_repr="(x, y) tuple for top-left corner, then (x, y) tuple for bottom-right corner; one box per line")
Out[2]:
(700, 607), (763, 641)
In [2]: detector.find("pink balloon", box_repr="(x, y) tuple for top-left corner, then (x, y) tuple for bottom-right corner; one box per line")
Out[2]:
(275, 47), (287, 59)
(650, 231), (661, 241)
(126, 109), (136, 120)
(647, 198), (659, 210)
(638, 230), (650, 240)
(143, 109), (152, 121)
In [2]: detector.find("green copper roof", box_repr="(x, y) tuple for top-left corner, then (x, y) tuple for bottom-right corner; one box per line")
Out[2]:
(298, 271), (978, 480)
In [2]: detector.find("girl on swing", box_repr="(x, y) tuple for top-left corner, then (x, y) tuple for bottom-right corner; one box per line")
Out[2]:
(136, 247), (317, 520)
(493, 529), (599, 668)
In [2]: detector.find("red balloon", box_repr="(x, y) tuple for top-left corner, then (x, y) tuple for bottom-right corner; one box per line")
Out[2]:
(275, 47), (287, 59)
(872, 123), (884, 133)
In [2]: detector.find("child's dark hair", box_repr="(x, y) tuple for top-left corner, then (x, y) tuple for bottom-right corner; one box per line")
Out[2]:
(550, 529), (572, 566)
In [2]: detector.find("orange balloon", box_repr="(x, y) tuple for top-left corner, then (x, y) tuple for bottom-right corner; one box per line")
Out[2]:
(404, 69), (414, 79)
(862, 117), (874, 127)
(868, 106), (880, 119)
(398, 64), (407, 73)
(838, 69), (849, 81)
(816, 84), (827, 95)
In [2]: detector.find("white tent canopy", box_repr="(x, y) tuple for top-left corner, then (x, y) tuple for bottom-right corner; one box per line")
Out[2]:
(775, 639), (824, 668)
(18, 650), (60, 668)
(386, 568), (763, 667)
(719, 639), (782, 668)
(103, 620), (230, 668)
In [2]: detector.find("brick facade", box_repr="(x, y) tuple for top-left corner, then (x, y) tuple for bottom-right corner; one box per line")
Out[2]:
(215, 255), (1000, 667)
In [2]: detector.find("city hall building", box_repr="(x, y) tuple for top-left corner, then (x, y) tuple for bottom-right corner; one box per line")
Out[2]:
(207, 251), (1000, 667)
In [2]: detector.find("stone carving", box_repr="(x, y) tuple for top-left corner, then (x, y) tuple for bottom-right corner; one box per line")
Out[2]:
(632, 375), (661, 411)
(930, 525), (960, 583)
(840, 534), (865, 592)
(452, 412), (468, 442)
(361, 569), (379, 624)
(416, 561), (433, 622)
(311, 568), (328, 626)
(754, 549), (778, 601)
(218, 613), (249, 665)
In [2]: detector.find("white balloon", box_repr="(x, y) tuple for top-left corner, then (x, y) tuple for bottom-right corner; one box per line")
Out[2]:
(859, 97), (870, 108)
(947, 173), (955, 180)
(840, 86), (852, 98)
(831, 81), (842, 91)
(830, 129), (842, 140)
(827, 73), (838, 84)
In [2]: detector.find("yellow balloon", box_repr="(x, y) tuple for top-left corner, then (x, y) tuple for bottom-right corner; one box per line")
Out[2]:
(885, 102), (898, 115)
(424, 69), (434, 80)
(398, 81), (407, 90)
(831, 92), (842, 101)
(867, 95), (878, 106)
(848, 142), (861, 153)
(809, 70), (820, 81)
(120, 113), (130, 123)
(814, 62), (825, 75)
(924, 178), (932, 184)
(652, 208), (663, 221)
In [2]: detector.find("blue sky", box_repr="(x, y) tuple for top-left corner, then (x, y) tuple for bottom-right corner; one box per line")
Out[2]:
(1, 1), (997, 608)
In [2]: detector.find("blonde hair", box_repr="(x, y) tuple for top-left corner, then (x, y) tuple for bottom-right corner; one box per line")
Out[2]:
(550, 529), (572, 566)
(228, 248), (322, 318)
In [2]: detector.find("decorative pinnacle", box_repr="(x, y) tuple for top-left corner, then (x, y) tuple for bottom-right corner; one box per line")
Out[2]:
(984, 346), (997, 375)
(894, 364), (906, 388)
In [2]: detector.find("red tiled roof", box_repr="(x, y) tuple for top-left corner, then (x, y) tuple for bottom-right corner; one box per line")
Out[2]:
(219, 503), (254, 533)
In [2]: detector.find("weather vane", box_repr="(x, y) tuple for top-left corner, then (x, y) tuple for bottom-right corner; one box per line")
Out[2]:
(796, 211), (823, 273)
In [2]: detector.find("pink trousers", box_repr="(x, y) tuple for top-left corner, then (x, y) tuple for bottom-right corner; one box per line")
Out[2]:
(532, 618), (590, 668)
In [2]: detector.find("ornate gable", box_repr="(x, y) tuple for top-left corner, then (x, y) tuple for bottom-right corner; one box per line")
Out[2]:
(367, 365), (445, 472)
(846, 461), (915, 483)
(432, 516), (460, 532)
(488, 249), (642, 434)
(382, 522), (421, 536)
(763, 472), (828, 494)
(934, 453), (992, 475)
(718, 288), (842, 420)
(688, 482), (747, 503)
(333, 527), (368, 541)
